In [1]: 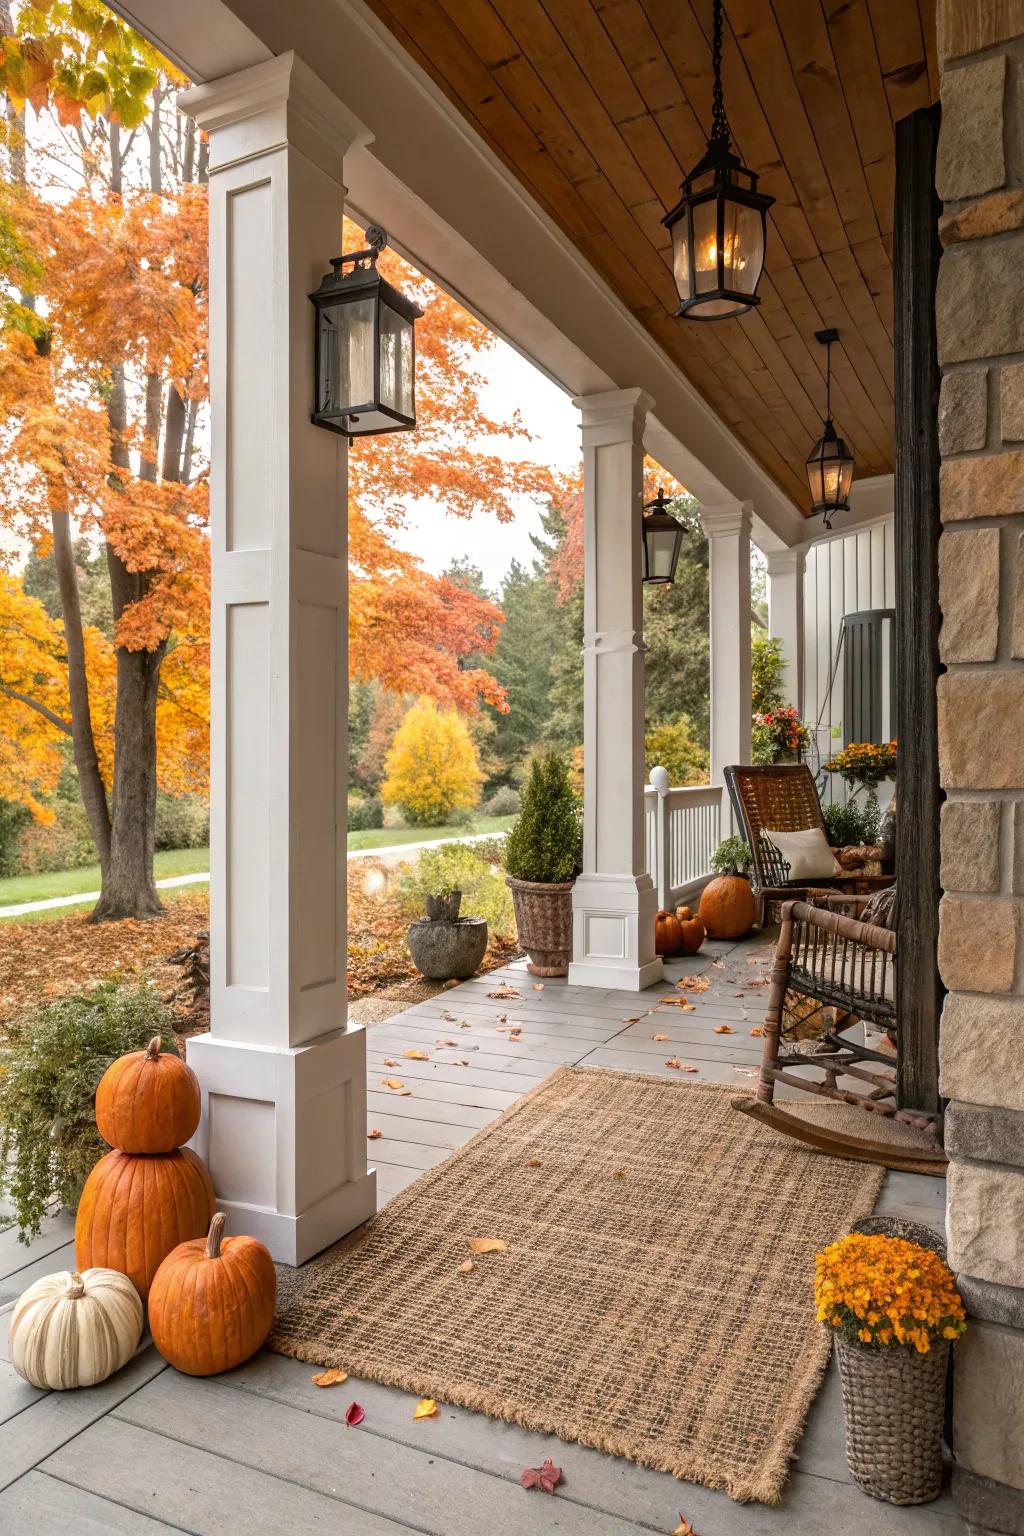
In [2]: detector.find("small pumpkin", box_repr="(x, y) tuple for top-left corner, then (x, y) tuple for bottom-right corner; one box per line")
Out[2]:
(149, 1212), (276, 1376)
(678, 912), (706, 954)
(675, 905), (694, 921)
(654, 909), (683, 956)
(9, 1267), (143, 1390)
(96, 1034), (201, 1154)
(699, 874), (755, 940)
(75, 1146), (216, 1301)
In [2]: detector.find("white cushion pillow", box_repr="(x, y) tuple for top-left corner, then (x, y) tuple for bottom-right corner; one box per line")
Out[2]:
(762, 827), (841, 881)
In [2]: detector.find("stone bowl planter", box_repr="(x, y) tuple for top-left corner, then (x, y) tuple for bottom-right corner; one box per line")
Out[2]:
(506, 877), (573, 976)
(406, 917), (487, 981)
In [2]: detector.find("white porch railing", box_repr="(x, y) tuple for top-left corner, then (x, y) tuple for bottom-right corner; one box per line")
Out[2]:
(644, 770), (723, 910)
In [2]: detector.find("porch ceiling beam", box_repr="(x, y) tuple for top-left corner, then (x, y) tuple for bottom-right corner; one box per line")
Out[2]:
(109, 0), (808, 550)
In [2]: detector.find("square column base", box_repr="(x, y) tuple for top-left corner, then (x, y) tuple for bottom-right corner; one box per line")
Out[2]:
(187, 1026), (376, 1267)
(568, 872), (663, 991)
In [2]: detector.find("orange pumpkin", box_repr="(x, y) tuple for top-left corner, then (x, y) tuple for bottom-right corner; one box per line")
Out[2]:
(654, 909), (682, 956)
(149, 1213), (276, 1376)
(96, 1035), (201, 1154)
(675, 906), (694, 921)
(699, 875), (755, 940)
(75, 1147), (216, 1301)
(678, 913), (706, 954)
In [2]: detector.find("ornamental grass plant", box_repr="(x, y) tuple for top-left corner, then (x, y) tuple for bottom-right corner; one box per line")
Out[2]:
(815, 1233), (966, 1354)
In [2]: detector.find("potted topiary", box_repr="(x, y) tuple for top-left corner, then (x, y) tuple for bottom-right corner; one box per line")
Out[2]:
(504, 752), (581, 976)
(699, 835), (755, 939)
(406, 887), (488, 980)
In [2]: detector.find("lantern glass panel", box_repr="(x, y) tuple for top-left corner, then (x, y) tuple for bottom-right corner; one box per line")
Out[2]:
(645, 527), (679, 582)
(318, 294), (375, 417)
(378, 298), (414, 419)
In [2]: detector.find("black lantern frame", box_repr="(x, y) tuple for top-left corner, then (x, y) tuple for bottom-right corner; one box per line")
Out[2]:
(662, 0), (774, 321)
(309, 226), (422, 438)
(806, 327), (855, 526)
(641, 488), (687, 586)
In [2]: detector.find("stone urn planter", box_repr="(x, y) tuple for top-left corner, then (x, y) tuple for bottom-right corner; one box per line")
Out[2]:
(505, 877), (574, 976)
(406, 890), (488, 981)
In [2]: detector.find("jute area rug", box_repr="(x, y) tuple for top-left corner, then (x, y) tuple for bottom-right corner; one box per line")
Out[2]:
(270, 1067), (883, 1504)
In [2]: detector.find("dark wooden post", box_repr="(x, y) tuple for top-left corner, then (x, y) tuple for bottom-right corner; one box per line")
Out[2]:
(894, 103), (943, 1113)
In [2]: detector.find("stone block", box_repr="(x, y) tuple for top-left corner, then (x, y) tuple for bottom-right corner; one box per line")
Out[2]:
(1003, 365), (1024, 442)
(948, 1163), (1024, 1288)
(941, 451), (1024, 520)
(938, 239), (1024, 365)
(940, 0), (1024, 62)
(1015, 802), (1024, 895)
(941, 799), (1003, 890)
(940, 368), (989, 453)
(937, 55), (1007, 201)
(941, 188), (1024, 245)
(939, 672), (1024, 789)
(940, 992), (1024, 1112)
(959, 1272), (1024, 1330)
(954, 1319), (1024, 1490)
(938, 895), (1019, 992)
(956, 1467), (1024, 1535)
(939, 530), (1001, 661)
(946, 1101), (1024, 1167)
(1013, 532), (1024, 658)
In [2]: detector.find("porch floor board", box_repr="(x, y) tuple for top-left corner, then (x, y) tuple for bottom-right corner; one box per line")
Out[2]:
(0, 930), (961, 1535)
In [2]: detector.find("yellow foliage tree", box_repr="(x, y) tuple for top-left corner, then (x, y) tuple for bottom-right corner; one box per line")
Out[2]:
(381, 698), (484, 828)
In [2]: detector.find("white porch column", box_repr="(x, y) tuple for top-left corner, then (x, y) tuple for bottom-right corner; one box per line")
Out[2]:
(765, 546), (806, 712)
(701, 503), (753, 830)
(179, 55), (376, 1265)
(568, 389), (662, 992)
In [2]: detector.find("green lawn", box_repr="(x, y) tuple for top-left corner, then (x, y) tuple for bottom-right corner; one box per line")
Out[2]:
(0, 846), (209, 911)
(346, 813), (515, 852)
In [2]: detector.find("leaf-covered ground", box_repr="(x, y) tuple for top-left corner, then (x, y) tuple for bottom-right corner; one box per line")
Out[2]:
(1, 860), (518, 1029)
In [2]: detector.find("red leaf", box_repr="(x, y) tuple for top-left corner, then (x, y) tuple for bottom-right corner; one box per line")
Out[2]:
(345, 1401), (365, 1426)
(520, 1458), (562, 1494)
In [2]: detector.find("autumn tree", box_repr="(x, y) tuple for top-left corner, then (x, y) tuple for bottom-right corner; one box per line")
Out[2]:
(382, 697), (484, 826)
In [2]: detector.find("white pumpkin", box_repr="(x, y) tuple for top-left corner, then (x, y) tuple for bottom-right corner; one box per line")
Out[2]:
(9, 1267), (143, 1390)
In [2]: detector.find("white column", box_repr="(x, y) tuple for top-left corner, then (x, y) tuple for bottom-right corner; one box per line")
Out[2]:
(765, 546), (806, 712)
(179, 54), (376, 1266)
(568, 389), (662, 992)
(701, 503), (753, 830)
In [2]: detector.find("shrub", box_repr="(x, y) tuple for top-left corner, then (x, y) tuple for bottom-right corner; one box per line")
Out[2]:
(154, 792), (210, 850)
(381, 697), (484, 827)
(822, 797), (881, 847)
(15, 796), (95, 874)
(710, 836), (751, 876)
(397, 840), (515, 938)
(483, 785), (520, 817)
(0, 798), (29, 877)
(0, 981), (180, 1241)
(503, 751), (581, 884)
(644, 715), (709, 786)
(752, 634), (786, 714)
(348, 794), (384, 831)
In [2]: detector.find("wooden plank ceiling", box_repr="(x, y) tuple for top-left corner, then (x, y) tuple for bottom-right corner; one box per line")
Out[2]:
(364, 0), (938, 512)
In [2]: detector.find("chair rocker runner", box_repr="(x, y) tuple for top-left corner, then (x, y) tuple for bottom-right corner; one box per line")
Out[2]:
(733, 897), (946, 1175)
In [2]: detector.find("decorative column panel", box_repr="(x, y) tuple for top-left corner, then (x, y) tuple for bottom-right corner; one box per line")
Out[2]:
(765, 546), (806, 712)
(179, 54), (376, 1266)
(568, 389), (662, 992)
(931, 5), (1024, 1531)
(701, 503), (753, 830)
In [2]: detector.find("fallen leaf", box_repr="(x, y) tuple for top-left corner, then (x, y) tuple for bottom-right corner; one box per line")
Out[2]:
(311, 1368), (348, 1387)
(345, 1402), (365, 1426)
(459, 1021), (471, 1029)
(521, 1458), (562, 1494)
(442, 1010), (458, 1022)
(367, 1128), (382, 1140)
(383, 1057), (398, 1067)
(622, 1015), (644, 1024)
(453, 1058), (469, 1066)
(403, 1049), (430, 1060)
(713, 1025), (735, 1035)
(711, 960), (725, 969)
(673, 1516), (697, 1536)
(496, 1012), (508, 1024)
(748, 978), (769, 987)
(382, 1077), (405, 1090)
(613, 1170), (626, 1180)
(413, 1397), (440, 1420)
(526, 1158), (543, 1168)
(458, 1259), (475, 1274)
(533, 983), (544, 991)
(680, 1003), (696, 1013)
(399, 1089), (413, 1096)
(468, 1237), (507, 1255)
(665, 1057), (682, 1069)
(750, 1026), (764, 1037)
(653, 1033), (668, 1041)
(442, 979), (459, 990)
(683, 1064), (699, 1073)
(488, 985), (522, 999)
(677, 975), (710, 993)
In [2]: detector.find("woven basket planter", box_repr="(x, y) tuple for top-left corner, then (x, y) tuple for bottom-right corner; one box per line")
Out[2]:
(506, 877), (573, 976)
(834, 1334), (949, 1505)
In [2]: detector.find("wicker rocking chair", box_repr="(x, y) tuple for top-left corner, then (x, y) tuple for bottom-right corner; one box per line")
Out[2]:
(724, 763), (892, 923)
(732, 897), (946, 1174)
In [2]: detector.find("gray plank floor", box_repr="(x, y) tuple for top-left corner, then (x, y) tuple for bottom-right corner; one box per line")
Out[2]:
(0, 932), (962, 1534)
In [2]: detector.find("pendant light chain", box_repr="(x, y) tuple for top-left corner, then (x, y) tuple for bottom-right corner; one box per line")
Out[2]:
(825, 335), (832, 422)
(710, 0), (730, 151)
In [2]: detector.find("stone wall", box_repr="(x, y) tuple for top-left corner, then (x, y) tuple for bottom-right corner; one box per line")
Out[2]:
(935, 3), (1024, 1532)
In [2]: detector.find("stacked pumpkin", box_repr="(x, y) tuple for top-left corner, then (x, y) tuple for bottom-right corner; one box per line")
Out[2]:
(75, 1035), (215, 1301)
(654, 904), (706, 957)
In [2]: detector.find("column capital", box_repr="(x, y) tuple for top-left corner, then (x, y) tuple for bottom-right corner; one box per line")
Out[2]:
(572, 387), (654, 449)
(699, 500), (753, 540)
(765, 545), (808, 577)
(178, 51), (371, 181)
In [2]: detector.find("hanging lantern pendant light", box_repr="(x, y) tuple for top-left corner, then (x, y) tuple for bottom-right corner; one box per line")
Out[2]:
(806, 328), (855, 526)
(663, 0), (774, 320)
(641, 487), (686, 585)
